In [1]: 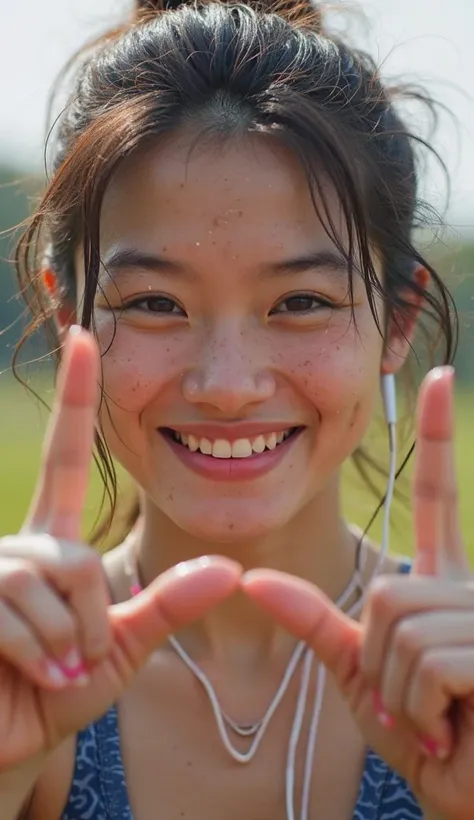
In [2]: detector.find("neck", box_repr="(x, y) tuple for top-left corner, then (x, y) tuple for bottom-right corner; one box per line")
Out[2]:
(130, 481), (362, 666)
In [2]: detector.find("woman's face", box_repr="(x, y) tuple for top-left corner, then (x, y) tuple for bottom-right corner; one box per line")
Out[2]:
(76, 133), (400, 541)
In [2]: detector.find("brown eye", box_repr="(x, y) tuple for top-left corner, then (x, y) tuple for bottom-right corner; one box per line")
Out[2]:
(271, 294), (332, 314)
(282, 296), (316, 312)
(125, 296), (186, 315)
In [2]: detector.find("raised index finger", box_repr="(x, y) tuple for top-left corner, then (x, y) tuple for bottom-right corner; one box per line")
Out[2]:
(412, 366), (468, 577)
(26, 326), (100, 540)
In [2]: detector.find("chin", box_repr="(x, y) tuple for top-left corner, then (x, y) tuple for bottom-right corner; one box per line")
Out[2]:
(161, 498), (299, 544)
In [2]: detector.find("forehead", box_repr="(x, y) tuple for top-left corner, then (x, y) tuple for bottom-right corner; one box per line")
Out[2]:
(99, 132), (348, 255)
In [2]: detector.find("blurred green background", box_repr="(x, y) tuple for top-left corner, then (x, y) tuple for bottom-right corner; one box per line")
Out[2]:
(0, 164), (473, 558)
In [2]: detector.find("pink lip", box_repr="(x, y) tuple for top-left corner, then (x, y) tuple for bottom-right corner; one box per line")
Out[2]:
(160, 428), (303, 481)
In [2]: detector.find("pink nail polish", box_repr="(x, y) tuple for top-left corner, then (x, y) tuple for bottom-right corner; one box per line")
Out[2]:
(43, 659), (69, 687)
(372, 689), (395, 729)
(60, 649), (90, 685)
(420, 736), (449, 760)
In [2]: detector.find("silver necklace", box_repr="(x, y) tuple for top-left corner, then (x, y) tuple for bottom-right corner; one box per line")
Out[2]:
(124, 539), (367, 820)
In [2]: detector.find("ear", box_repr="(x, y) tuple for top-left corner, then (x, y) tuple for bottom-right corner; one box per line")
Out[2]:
(42, 269), (77, 340)
(381, 265), (429, 376)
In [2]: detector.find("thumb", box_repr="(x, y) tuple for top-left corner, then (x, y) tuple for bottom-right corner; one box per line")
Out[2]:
(110, 556), (242, 669)
(242, 569), (362, 685)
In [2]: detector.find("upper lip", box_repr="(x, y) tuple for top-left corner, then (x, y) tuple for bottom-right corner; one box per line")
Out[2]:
(160, 422), (303, 442)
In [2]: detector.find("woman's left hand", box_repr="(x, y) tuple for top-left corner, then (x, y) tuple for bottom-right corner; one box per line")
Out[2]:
(243, 367), (474, 820)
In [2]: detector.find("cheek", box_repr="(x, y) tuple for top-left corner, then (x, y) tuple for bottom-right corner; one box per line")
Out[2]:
(96, 321), (186, 414)
(275, 316), (382, 424)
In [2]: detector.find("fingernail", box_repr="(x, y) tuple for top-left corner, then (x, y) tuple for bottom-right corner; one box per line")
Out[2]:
(372, 689), (395, 729)
(69, 324), (83, 336)
(173, 556), (214, 577)
(44, 659), (69, 687)
(420, 735), (449, 760)
(61, 648), (83, 673)
(431, 365), (454, 381)
(61, 648), (89, 685)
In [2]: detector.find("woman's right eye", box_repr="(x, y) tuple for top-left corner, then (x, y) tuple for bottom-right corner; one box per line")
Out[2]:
(123, 295), (187, 316)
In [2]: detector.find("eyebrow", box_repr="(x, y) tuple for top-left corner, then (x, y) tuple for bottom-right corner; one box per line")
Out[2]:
(260, 250), (355, 279)
(101, 248), (188, 279)
(100, 247), (355, 282)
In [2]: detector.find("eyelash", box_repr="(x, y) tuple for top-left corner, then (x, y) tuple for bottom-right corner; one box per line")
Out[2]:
(122, 296), (187, 316)
(270, 293), (335, 315)
(122, 292), (335, 317)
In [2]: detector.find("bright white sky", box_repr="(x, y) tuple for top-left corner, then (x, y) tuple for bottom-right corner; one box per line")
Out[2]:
(1, 0), (473, 232)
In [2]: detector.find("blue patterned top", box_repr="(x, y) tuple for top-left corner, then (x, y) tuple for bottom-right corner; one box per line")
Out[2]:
(61, 561), (422, 820)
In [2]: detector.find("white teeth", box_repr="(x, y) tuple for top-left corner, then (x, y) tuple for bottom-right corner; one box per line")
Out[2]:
(232, 439), (253, 458)
(265, 432), (277, 450)
(212, 439), (232, 458)
(200, 437), (213, 455)
(172, 429), (295, 458)
(251, 435), (266, 453)
(188, 434), (199, 452)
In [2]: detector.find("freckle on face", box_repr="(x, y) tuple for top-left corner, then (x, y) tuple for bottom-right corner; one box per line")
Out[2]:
(87, 133), (385, 541)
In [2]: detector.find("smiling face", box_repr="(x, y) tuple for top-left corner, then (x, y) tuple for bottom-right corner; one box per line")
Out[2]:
(75, 132), (405, 541)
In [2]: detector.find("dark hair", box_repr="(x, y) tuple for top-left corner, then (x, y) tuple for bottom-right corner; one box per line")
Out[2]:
(14, 0), (457, 544)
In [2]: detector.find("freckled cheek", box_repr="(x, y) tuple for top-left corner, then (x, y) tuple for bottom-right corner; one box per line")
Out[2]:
(95, 326), (185, 414)
(273, 335), (380, 421)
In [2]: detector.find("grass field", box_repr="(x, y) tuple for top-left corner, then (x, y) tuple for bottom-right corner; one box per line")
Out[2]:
(1, 374), (473, 563)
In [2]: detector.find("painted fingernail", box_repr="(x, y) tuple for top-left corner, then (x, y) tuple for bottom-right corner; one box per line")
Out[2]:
(61, 649), (90, 685)
(372, 689), (395, 729)
(420, 736), (449, 760)
(44, 659), (69, 687)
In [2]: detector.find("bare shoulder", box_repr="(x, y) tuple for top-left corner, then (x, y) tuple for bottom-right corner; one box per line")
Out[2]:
(26, 734), (76, 819)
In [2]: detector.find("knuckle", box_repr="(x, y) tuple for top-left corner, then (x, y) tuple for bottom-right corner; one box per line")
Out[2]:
(414, 479), (457, 503)
(393, 622), (422, 658)
(368, 577), (401, 619)
(72, 549), (103, 583)
(418, 651), (444, 688)
(1, 564), (37, 598)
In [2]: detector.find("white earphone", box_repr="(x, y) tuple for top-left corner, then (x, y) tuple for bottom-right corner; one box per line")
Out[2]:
(370, 372), (397, 577)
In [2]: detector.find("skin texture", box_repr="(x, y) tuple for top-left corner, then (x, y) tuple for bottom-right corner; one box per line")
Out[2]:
(0, 133), (471, 820)
(88, 134), (405, 547)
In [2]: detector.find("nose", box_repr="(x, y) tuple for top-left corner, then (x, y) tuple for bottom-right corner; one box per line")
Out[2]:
(182, 322), (276, 415)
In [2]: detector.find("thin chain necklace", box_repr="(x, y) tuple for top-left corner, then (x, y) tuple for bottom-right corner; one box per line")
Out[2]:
(124, 541), (367, 820)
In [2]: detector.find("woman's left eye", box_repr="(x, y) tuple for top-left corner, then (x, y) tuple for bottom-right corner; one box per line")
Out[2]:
(270, 294), (332, 314)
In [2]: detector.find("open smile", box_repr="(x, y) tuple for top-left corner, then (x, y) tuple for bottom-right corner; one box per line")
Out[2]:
(159, 426), (304, 481)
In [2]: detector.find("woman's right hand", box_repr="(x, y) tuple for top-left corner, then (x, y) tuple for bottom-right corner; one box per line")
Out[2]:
(0, 327), (241, 772)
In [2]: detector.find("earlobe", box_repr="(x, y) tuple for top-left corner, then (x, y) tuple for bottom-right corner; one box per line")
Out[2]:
(42, 268), (77, 338)
(381, 264), (429, 376)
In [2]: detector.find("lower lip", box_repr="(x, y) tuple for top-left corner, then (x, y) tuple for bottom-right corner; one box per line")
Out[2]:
(160, 429), (303, 481)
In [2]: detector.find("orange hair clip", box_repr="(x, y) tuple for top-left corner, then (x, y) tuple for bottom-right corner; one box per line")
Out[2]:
(42, 269), (57, 295)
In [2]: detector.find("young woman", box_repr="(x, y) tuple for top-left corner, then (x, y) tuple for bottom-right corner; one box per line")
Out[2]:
(1, 1), (473, 818)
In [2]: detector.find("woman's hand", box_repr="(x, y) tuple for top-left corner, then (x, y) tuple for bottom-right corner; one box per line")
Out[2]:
(0, 328), (241, 772)
(243, 367), (474, 820)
